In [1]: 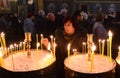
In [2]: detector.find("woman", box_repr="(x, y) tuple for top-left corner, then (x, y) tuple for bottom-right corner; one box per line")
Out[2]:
(42, 15), (86, 78)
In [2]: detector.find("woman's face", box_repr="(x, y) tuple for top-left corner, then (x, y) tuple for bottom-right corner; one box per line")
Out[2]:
(64, 21), (75, 35)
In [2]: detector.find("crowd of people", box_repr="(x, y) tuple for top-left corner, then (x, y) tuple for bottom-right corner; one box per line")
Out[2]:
(0, 9), (120, 78)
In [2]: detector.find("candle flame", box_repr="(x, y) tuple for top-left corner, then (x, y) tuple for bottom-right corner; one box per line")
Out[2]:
(92, 44), (96, 52)
(83, 42), (86, 45)
(99, 39), (101, 42)
(41, 34), (43, 37)
(10, 45), (13, 48)
(118, 46), (120, 50)
(37, 43), (40, 47)
(108, 31), (113, 37)
(0, 32), (5, 37)
(102, 40), (105, 43)
(67, 43), (71, 50)
(50, 35), (53, 39)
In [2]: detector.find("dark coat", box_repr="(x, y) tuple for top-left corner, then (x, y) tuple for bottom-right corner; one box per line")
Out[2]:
(55, 27), (86, 78)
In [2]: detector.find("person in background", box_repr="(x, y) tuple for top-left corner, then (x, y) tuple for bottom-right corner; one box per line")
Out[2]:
(56, 8), (68, 29)
(73, 10), (89, 35)
(45, 12), (57, 37)
(11, 12), (21, 42)
(35, 10), (47, 35)
(23, 13), (36, 48)
(93, 12), (107, 44)
(42, 15), (86, 78)
(0, 14), (6, 33)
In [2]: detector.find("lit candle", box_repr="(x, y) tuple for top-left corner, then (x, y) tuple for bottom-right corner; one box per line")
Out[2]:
(0, 36), (3, 47)
(1, 32), (6, 48)
(53, 38), (56, 56)
(36, 42), (40, 68)
(19, 42), (22, 51)
(0, 51), (5, 67)
(0, 51), (4, 67)
(11, 53), (15, 70)
(107, 39), (109, 57)
(9, 45), (15, 70)
(82, 42), (86, 53)
(10, 44), (13, 51)
(40, 34), (43, 50)
(108, 30), (113, 61)
(23, 42), (25, 51)
(53, 43), (56, 57)
(84, 43), (86, 53)
(90, 44), (96, 72)
(102, 40), (105, 56)
(14, 43), (17, 52)
(36, 34), (39, 51)
(36, 43), (40, 52)
(50, 35), (53, 45)
(16, 45), (18, 52)
(67, 43), (71, 58)
(48, 43), (52, 54)
(98, 39), (101, 54)
(36, 34), (38, 50)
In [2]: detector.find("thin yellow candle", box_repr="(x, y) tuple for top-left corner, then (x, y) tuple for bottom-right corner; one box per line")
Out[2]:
(14, 43), (17, 52)
(23, 42), (25, 51)
(16, 45), (18, 52)
(107, 39), (109, 57)
(0, 51), (5, 67)
(53, 43), (56, 57)
(67, 43), (71, 58)
(48, 43), (52, 54)
(82, 42), (86, 53)
(84, 43), (86, 53)
(0, 37), (3, 47)
(19, 42), (22, 51)
(53, 38), (56, 56)
(40, 34), (43, 50)
(108, 30), (113, 61)
(10, 45), (13, 51)
(82, 42), (84, 53)
(36, 42), (40, 68)
(36, 43), (40, 53)
(102, 40), (105, 56)
(36, 34), (39, 51)
(50, 35), (53, 45)
(36, 34), (38, 50)
(90, 44), (96, 72)
(98, 39), (101, 54)
(11, 51), (15, 70)
(1, 32), (6, 48)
